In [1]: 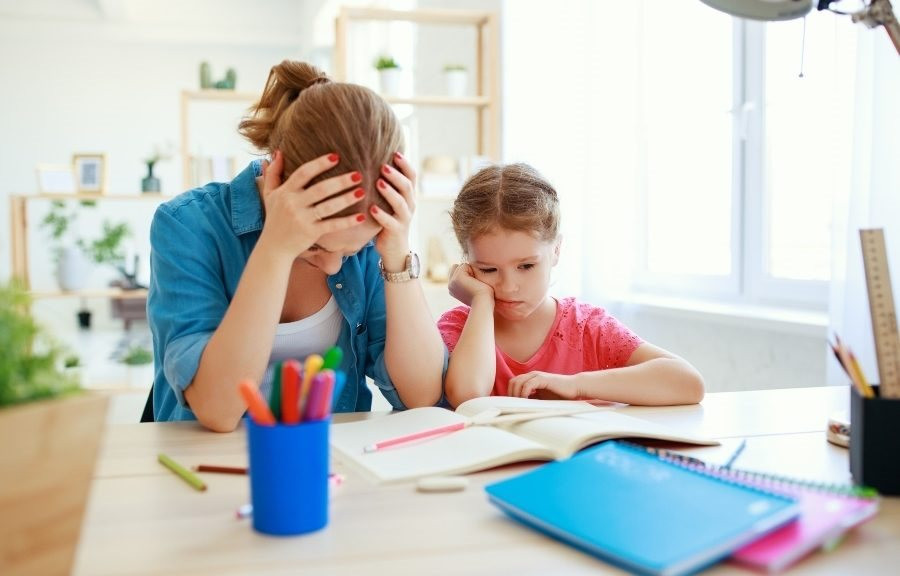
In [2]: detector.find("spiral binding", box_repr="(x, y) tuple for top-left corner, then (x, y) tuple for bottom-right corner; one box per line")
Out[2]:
(625, 441), (879, 500)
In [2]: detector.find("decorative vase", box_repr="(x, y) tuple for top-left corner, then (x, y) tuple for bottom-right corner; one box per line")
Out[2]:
(444, 69), (468, 98)
(378, 68), (402, 96)
(142, 162), (161, 193)
(56, 246), (91, 291)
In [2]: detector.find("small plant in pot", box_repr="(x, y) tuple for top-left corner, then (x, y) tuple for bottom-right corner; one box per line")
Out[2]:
(443, 63), (468, 98)
(41, 200), (132, 328)
(0, 281), (108, 575)
(374, 55), (402, 96)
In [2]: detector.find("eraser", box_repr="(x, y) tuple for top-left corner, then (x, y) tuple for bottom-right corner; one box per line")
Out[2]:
(416, 475), (469, 493)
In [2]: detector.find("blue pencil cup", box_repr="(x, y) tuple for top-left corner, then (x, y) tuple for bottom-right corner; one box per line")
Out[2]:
(246, 417), (330, 536)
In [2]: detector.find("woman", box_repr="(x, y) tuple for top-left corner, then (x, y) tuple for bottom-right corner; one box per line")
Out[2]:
(148, 60), (446, 431)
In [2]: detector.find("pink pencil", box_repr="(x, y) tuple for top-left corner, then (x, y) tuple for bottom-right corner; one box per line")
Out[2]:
(363, 421), (468, 453)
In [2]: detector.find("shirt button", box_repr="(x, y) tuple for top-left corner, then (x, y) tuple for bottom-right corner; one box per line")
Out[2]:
(335, 283), (343, 289)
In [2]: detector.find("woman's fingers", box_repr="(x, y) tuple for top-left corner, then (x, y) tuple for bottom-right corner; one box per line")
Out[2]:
(262, 150), (284, 196)
(312, 187), (365, 220)
(373, 176), (411, 223)
(284, 152), (340, 190)
(380, 160), (416, 214)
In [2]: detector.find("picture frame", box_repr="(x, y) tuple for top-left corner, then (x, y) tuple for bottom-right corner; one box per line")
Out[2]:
(73, 153), (107, 194)
(35, 164), (76, 194)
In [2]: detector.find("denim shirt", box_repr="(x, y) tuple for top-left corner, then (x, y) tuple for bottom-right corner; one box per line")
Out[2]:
(147, 161), (447, 422)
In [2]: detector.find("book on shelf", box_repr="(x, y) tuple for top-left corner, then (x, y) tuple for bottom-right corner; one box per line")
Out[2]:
(330, 396), (718, 484)
(485, 441), (802, 576)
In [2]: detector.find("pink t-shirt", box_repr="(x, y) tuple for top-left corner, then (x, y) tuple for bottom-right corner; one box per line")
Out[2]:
(437, 296), (643, 396)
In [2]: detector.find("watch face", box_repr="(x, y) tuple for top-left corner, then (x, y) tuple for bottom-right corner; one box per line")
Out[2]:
(409, 252), (421, 278)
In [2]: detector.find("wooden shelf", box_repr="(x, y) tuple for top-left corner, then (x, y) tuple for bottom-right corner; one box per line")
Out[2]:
(384, 95), (490, 108)
(17, 193), (173, 201)
(340, 6), (491, 26)
(29, 289), (149, 300)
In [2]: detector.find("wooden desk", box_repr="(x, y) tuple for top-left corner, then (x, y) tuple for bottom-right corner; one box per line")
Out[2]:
(73, 387), (899, 575)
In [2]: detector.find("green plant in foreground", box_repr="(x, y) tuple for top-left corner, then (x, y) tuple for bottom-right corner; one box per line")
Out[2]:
(0, 282), (79, 407)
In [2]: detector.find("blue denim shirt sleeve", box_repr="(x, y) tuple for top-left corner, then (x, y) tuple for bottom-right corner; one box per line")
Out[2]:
(148, 199), (231, 412)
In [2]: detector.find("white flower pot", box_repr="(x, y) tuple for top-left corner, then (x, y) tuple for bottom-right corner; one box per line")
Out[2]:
(378, 68), (402, 96)
(57, 245), (92, 291)
(444, 70), (468, 98)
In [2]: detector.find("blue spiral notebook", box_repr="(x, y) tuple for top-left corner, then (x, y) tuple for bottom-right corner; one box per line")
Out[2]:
(485, 441), (800, 576)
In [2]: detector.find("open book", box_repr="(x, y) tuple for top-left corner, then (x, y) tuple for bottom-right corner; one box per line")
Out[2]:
(330, 396), (718, 483)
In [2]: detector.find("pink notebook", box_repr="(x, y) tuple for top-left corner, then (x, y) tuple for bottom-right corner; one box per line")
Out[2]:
(640, 445), (880, 573)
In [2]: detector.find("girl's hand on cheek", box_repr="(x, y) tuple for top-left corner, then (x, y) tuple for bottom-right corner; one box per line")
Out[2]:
(448, 263), (494, 306)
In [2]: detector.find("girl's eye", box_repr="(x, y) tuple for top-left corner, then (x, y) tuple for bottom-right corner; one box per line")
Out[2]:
(478, 268), (496, 274)
(519, 263), (535, 270)
(307, 246), (321, 253)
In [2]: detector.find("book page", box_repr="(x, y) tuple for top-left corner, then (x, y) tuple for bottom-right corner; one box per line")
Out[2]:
(330, 407), (554, 484)
(455, 396), (599, 418)
(508, 411), (719, 458)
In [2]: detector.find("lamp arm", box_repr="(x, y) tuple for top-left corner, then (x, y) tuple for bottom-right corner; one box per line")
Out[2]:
(845, 0), (900, 54)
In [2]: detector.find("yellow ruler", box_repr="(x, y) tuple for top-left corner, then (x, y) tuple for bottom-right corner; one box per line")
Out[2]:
(859, 228), (900, 398)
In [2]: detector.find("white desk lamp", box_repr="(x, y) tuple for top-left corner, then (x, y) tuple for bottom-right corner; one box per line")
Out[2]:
(700, 0), (900, 53)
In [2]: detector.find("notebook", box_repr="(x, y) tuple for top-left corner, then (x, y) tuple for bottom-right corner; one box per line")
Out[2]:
(330, 396), (718, 483)
(484, 441), (800, 576)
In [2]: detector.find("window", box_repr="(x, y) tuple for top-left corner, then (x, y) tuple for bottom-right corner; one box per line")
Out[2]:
(630, 2), (857, 310)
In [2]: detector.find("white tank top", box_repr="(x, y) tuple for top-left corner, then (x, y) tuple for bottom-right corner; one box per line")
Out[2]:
(258, 296), (342, 401)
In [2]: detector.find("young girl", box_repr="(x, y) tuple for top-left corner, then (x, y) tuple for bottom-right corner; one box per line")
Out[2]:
(148, 61), (446, 431)
(438, 163), (704, 408)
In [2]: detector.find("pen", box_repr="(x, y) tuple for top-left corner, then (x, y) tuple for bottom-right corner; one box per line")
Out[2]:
(300, 354), (324, 416)
(194, 464), (247, 475)
(322, 346), (343, 371)
(158, 453), (207, 491)
(282, 360), (301, 424)
(364, 421), (469, 453)
(847, 349), (876, 398)
(723, 439), (746, 470)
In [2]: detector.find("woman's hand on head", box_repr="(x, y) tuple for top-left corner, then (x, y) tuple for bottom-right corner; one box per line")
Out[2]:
(448, 263), (494, 306)
(257, 150), (367, 262)
(369, 152), (415, 268)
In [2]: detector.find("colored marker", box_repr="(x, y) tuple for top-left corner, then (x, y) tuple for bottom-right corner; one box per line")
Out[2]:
(158, 453), (207, 492)
(300, 354), (324, 415)
(269, 362), (283, 421)
(281, 359), (301, 424)
(238, 379), (276, 425)
(322, 346), (343, 370)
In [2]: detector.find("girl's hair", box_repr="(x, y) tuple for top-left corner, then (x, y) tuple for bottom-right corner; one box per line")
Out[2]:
(450, 163), (560, 255)
(239, 60), (403, 215)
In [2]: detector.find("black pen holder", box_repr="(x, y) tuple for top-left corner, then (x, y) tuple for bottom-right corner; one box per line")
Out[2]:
(850, 384), (900, 495)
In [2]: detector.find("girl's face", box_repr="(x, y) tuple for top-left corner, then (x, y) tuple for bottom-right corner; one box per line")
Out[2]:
(466, 228), (560, 322)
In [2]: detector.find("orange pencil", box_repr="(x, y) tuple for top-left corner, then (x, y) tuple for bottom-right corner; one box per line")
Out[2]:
(281, 360), (301, 424)
(238, 379), (276, 425)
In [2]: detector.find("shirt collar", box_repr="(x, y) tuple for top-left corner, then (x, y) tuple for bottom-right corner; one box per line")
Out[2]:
(230, 159), (265, 235)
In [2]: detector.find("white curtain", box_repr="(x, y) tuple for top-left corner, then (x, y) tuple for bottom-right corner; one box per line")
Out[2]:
(827, 30), (900, 386)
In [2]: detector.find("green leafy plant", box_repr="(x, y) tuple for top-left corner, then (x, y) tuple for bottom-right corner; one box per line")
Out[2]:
(41, 200), (132, 267)
(121, 345), (153, 366)
(374, 56), (400, 70)
(443, 63), (466, 72)
(0, 281), (79, 407)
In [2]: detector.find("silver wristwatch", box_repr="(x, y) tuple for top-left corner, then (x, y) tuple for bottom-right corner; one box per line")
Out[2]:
(379, 252), (421, 283)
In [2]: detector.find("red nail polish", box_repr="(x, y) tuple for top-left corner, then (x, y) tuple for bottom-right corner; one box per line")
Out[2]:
(356, 214), (366, 222)
(353, 188), (365, 198)
(328, 153), (339, 163)
(370, 205), (379, 214)
(351, 171), (362, 183)
(376, 179), (386, 190)
(381, 165), (391, 175)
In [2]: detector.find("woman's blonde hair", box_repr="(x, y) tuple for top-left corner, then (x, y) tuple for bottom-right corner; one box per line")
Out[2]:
(239, 60), (403, 215)
(450, 163), (560, 256)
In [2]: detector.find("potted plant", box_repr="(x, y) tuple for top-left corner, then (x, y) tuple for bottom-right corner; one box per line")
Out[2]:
(443, 63), (468, 98)
(41, 200), (132, 292)
(374, 55), (402, 96)
(0, 281), (108, 575)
